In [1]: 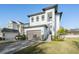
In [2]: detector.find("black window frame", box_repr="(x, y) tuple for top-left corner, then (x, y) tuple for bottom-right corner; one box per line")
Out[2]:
(36, 16), (39, 22)
(47, 12), (52, 21)
(42, 15), (45, 21)
(31, 17), (34, 22)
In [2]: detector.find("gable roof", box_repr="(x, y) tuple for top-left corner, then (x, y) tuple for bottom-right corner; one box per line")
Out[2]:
(1, 28), (19, 33)
(18, 21), (24, 24)
(11, 20), (17, 24)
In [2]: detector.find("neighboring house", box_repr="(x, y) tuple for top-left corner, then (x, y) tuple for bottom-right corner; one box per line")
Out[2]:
(0, 5), (62, 41)
(0, 28), (19, 40)
(17, 21), (29, 35)
(24, 5), (62, 41)
(62, 29), (79, 38)
(8, 20), (29, 35)
(8, 20), (19, 30)
(0, 28), (3, 38)
(16, 21), (25, 35)
(68, 29), (79, 34)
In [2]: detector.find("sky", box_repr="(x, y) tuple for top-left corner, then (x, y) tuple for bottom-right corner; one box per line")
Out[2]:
(0, 4), (79, 29)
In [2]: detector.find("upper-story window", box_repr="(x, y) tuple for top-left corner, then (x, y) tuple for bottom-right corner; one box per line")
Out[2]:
(36, 16), (39, 21)
(31, 17), (34, 22)
(3, 33), (5, 36)
(47, 12), (52, 21)
(42, 15), (45, 21)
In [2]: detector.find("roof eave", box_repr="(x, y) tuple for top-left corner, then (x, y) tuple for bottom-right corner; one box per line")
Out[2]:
(24, 25), (48, 29)
(27, 12), (45, 17)
(42, 4), (58, 11)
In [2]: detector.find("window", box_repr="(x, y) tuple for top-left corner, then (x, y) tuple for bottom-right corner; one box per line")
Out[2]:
(31, 17), (34, 22)
(36, 16), (39, 21)
(42, 15), (44, 21)
(47, 12), (52, 21)
(3, 33), (5, 36)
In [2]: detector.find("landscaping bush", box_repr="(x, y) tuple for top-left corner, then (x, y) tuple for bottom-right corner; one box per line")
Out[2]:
(16, 34), (27, 40)
(53, 27), (67, 41)
(3, 38), (5, 40)
(16, 34), (21, 40)
(22, 34), (27, 40)
(0, 37), (2, 40)
(53, 34), (64, 41)
(0, 37), (5, 40)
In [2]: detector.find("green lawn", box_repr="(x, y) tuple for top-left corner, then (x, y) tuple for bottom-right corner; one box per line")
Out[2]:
(15, 38), (79, 54)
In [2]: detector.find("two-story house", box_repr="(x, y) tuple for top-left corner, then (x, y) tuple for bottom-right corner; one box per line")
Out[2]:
(8, 20), (28, 35)
(0, 20), (28, 40)
(24, 5), (62, 41)
(8, 20), (19, 30)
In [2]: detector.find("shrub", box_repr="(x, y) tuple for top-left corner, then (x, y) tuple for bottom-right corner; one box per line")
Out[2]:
(0, 37), (2, 40)
(57, 27), (68, 35)
(16, 34), (27, 40)
(3, 38), (5, 40)
(53, 27), (67, 41)
(53, 34), (64, 41)
(22, 34), (27, 40)
(0, 37), (5, 40)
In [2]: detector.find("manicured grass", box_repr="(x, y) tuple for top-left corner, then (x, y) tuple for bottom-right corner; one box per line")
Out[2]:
(15, 38), (79, 54)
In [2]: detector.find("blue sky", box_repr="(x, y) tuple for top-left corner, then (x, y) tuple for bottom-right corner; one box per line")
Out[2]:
(0, 4), (79, 29)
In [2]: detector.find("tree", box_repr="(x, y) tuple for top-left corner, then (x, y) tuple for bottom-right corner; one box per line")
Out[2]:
(15, 34), (27, 40)
(53, 27), (68, 41)
(57, 27), (68, 35)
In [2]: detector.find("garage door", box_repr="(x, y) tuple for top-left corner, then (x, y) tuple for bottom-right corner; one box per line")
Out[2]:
(27, 30), (41, 40)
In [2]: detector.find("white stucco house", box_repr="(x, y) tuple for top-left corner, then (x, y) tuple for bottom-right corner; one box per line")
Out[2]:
(24, 5), (63, 41)
(0, 28), (19, 40)
(0, 4), (62, 41)
(0, 20), (28, 41)
(8, 20), (26, 35)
